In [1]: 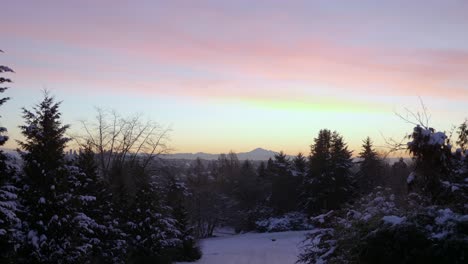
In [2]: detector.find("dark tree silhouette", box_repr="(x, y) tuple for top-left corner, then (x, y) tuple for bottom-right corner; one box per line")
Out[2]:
(357, 137), (383, 194)
(303, 129), (354, 214)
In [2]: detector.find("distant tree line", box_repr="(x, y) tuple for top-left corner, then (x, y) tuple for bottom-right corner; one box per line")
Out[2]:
(183, 128), (416, 236)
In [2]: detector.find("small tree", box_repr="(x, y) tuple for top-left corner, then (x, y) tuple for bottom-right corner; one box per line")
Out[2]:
(233, 160), (263, 231)
(456, 120), (467, 152)
(166, 175), (201, 262)
(270, 152), (299, 215)
(294, 152), (307, 175)
(187, 158), (221, 238)
(357, 137), (383, 194)
(407, 125), (452, 200)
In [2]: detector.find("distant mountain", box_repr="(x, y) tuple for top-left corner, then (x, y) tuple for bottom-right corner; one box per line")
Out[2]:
(161, 148), (280, 161)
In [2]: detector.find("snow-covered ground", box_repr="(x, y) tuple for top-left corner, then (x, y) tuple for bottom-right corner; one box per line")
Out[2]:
(179, 230), (309, 264)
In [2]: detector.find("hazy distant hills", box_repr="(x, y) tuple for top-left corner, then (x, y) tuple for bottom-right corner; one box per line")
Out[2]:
(1, 147), (410, 164)
(161, 149), (410, 163)
(161, 148), (280, 161)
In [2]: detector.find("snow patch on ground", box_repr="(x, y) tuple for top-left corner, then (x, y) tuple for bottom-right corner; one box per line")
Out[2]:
(407, 173), (415, 184)
(178, 230), (310, 264)
(382, 215), (406, 226)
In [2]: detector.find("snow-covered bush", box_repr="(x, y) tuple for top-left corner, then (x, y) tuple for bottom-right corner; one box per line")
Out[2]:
(0, 182), (22, 260)
(256, 211), (313, 232)
(358, 207), (468, 264)
(298, 188), (468, 264)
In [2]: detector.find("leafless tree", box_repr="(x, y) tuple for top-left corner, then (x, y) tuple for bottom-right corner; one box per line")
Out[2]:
(394, 97), (431, 130)
(381, 97), (432, 158)
(74, 108), (171, 179)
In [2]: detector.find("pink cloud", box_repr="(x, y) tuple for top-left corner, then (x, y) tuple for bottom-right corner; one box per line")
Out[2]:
(5, 1), (468, 103)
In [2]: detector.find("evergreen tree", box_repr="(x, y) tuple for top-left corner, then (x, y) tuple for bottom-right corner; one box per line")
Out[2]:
(253, 160), (274, 221)
(357, 137), (382, 194)
(166, 175), (201, 262)
(76, 142), (99, 183)
(456, 120), (468, 152)
(0, 50), (13, 148)
(391, 158), (410, 198)
(187, 158), (220, 238)
(124, 171), (181, 263)
(0, 51), (21, 262)
(303, 129), (354, 214)
(233, 160), (262, 231)
(329, 131), (354, 205)
(293, 152), (307, 175)
(270, 151), (299, 215)
(74, 142), (127, 263)
(407, 125), (452, 200)
(18, 92), (70, 182)
(257, 161), (266, 179)
(0, 49), (14, 174)
(16, 92), (105, 263)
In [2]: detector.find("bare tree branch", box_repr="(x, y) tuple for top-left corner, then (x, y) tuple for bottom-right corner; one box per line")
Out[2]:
(75, 108), (171, 179)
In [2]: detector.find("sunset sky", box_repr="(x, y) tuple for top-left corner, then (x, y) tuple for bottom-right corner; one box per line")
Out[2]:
(2, 0), (468, 155)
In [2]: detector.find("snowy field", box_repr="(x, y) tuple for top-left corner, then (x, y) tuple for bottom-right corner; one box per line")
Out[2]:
(178, 230), (309, 264)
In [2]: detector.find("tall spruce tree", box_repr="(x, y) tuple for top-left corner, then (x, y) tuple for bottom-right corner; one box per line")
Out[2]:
(17, 92), (107, 262)
(357, 137), (382, 194)
(18, 91), (70, 182)
(303, 129), (354, 214)
(329, 131), (354, 206)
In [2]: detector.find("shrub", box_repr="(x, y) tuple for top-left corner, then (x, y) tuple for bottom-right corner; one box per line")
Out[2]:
(255, 211), (312, 232)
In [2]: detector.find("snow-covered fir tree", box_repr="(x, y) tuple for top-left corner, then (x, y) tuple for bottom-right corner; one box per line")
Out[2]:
(0, 52), (21, 262)
(16, 92), (106, 263)
(166, 175), (201, 262)
(123, 171), (182, 263)
(73, 143), (128, 263)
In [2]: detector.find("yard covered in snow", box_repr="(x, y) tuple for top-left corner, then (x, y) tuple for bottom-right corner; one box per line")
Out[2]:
(178, 230), (310, 264)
